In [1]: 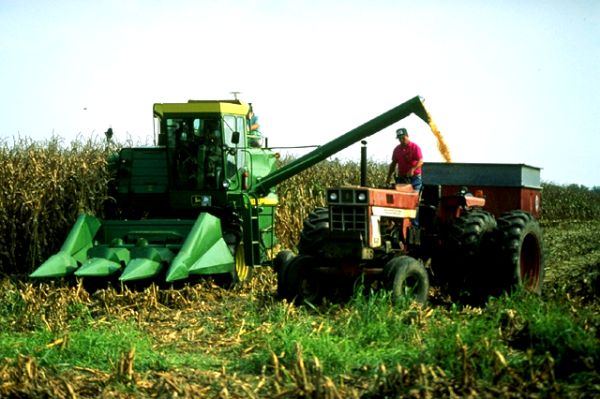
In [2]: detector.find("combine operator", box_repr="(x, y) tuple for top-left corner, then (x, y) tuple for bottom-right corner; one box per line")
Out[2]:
(386, 128), (424, 191)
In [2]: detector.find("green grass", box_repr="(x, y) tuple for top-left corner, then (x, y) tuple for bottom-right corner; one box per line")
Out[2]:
(492, 292), (599, 380)
(0, 320), (231, 374)
(0, 275), (597, 396)
(0, 322), (163, 371)
(244, 292), (427, 375)
(224, 286), (598, 389)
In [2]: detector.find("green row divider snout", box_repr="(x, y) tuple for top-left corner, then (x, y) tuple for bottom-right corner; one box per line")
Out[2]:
(29, 214), (101, 278)
(120, 245), (175, 281)
(74, 246), (131, 277)
(165, 213), (234, 282)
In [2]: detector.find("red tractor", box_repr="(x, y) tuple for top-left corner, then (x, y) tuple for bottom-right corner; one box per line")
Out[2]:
(275, 153), (544, 305)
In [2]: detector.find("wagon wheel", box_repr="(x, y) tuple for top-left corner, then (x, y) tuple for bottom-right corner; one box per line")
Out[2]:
(487, 210), (544, 296)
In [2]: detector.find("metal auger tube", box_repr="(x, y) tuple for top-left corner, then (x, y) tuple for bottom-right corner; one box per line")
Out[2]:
(250, 96), (430, 197)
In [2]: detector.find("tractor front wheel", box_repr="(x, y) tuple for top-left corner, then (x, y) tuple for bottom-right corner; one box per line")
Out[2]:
(384, 256), (429, 305)
(274, 250), (296, 298)
(279, 255), (321, 305)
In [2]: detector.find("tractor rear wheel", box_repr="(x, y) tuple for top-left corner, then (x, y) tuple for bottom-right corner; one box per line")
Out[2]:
(384, 256), (429, 305)
(279, 255), (321, 305)
(435, 208), (496, 301)
(489, 210), (544, 295)
(298, 208), (329, 256)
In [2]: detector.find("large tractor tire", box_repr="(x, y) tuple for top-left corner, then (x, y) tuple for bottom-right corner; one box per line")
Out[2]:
(384, 256), (429, 305)
(488, 210), (544, 295)
(435, 209), (497, 300)
(278, 255), (321, 305)
(298, 208), (329, 256)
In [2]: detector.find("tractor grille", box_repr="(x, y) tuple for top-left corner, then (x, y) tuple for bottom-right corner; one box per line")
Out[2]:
(330, 205), (368, 241)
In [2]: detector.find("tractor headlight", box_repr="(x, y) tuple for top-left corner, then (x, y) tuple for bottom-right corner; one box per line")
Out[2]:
(356, 191), (368, 203)
(328, 190), (339, 203)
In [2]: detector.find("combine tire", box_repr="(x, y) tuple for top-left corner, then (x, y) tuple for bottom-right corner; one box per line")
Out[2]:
(489, 210), (544, 295)
(298, 208), (329, 256)
(279, 255), (321, 305)
(436, 209), (496, 300)
(232, 241), (253, 284)
(219, 237), (252, 288)
(384, 256), (429, 305)
(219, 220), (252, 287)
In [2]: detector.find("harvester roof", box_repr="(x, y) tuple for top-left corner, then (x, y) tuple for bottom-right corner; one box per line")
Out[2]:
(153, 99), (249, 117)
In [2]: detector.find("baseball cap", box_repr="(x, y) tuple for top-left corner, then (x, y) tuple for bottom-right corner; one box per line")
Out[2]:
(396, 128), (408, 138)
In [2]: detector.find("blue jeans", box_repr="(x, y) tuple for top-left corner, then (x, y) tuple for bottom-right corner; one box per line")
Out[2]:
(395, 175), (422, 226)
(396, 175), (422, 192)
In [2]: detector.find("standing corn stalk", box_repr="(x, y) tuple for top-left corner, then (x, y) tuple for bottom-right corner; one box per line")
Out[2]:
(0, 136), (111, 274)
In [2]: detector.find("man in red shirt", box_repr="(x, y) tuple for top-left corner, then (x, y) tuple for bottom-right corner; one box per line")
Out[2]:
(386, 128), (423, 191)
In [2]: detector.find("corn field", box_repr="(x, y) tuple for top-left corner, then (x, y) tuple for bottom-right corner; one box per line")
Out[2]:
(0, 138), (599, 275)
(0, 137), (111, 274)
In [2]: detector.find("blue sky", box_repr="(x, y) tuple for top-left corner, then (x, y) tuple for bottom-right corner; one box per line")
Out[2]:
(1, 0), (599, 187)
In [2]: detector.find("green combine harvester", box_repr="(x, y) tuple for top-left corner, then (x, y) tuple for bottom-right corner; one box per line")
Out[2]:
(29, 96), (432, 286)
